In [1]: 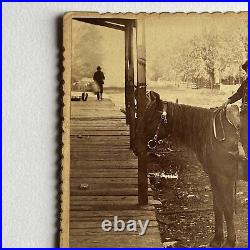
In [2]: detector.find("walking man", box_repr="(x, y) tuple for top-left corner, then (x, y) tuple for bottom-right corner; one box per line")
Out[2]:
(93, 66), (105, 100)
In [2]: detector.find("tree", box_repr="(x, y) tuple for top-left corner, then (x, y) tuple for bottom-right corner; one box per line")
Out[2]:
(144, 16), (248, 87)
(72, 22), (103, 83)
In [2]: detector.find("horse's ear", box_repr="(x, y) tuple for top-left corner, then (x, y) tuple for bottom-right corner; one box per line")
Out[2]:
(149, 91), (160, 103)
(150, 91), (162, 111)
(145, 91), (162, 114)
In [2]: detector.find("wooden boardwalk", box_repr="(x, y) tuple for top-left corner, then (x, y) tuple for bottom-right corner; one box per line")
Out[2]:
(70, 97), (162, 248)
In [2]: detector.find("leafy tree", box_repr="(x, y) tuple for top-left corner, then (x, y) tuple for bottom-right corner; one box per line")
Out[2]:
(72, 22), (103, 83)
(147, 17), (248, 87)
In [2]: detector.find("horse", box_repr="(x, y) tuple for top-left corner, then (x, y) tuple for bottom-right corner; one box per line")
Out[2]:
(135, 91), (244, 248)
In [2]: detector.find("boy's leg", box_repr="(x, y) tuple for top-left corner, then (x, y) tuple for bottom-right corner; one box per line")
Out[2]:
(238, 112), (248, 180)
(240, 112), (248, 158)
(100, 85), (103, 100)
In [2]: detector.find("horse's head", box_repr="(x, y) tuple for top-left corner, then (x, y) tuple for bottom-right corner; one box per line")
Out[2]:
(135, 91), (170, 155)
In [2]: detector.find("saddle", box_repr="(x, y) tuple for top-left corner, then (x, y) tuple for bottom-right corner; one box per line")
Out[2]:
(213, 105), (240, 141)
(213, 105), (247, 181)
(225, 105), (241, 131)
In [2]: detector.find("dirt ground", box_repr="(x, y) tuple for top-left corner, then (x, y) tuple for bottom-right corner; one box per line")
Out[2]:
(105, 86), (248, 248)
(147, 141), (248, 248)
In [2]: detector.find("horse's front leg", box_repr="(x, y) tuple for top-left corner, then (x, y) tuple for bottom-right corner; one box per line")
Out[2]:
(221, 177), (237, 248)
(209, 175), (224, 247)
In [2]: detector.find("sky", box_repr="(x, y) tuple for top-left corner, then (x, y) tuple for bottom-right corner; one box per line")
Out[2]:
(72, 13), (247, 87)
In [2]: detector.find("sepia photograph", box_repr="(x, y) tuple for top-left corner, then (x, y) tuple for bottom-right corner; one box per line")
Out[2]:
(62, 12), (248, 248)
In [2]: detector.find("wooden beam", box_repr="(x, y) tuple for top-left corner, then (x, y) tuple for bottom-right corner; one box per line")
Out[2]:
(73, 18), (125, 31)
(136, 19), (148, 205)
(106, 18), (136, 27)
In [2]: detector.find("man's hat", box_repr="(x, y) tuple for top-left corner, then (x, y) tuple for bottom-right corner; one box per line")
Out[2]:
(242, 61), (248, 72)
(97, 66), (101, 70)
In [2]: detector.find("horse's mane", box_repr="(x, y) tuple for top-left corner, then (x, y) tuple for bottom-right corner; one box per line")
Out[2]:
(164, 101), (214, 165)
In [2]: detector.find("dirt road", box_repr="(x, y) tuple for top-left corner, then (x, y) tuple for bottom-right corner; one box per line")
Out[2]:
(148, 143), (248, 248)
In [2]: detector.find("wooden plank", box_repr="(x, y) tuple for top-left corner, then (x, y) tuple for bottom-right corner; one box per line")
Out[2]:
(71, 126), (129, 131)
(70, 209), (155, 217)
(71, 142), (130, 147)
(70, 200), (153, 208)
(71, 188), (138, 196)
(70, 148), (130, 152)
(70, 200), (140, 206)
(70, 144), (130, 148)
(71, 123), (128, 128)
(71, 119), (126, 122)
(70, 196), (154, 207)
(70, 204), (155, 211)
(71, 117), (126, 121)
(71, 156), (136, 161)
(70, 151), (136, 158)
(70, 131), (130, 136)
(70, 170), (138, 178)
(71, 151), (136, 157)
(70, 140), (130, 145)
(71, 159), (137, 165)
(70, 227), (160, 236)
(71, 195), (147, 202)
(71, 188), (152, 197)
(71, 184), (138, 191)
(71, 119), (126, 124)
(70, 212), (156, 221)
(70, 141), (130, 146)
(71, 127), (127, 131)
(71, 161), (138, 169)
(70, 135), (130, 140)
(71, 106), (117, 110)
(69, 234), (162, 248)
(70, 177), (137, 185)
(70, 220), (158, 229)
(71, 110), (122, 115)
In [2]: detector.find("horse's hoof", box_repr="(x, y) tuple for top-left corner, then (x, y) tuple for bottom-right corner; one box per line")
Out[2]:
(222, 239), (237, 248)
(209, 236), (224, 248)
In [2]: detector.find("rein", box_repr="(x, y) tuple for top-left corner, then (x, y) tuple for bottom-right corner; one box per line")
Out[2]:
(147, 103), (168, 150)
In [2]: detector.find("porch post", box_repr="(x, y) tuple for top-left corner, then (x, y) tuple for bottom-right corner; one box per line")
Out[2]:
(125, 24), (130, 125)
(136, 18), (148, 205)
(125, 21), (136, 149)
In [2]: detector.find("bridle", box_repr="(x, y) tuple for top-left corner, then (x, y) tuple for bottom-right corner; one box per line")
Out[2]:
(147, 103), (168, 150)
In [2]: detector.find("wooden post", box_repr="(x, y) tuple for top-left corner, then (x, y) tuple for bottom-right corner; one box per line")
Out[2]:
(125, 25), (130, 125)
(128, 23), (136, 150)
(136, 19), (148, 205)
(125, 21), (136, 149)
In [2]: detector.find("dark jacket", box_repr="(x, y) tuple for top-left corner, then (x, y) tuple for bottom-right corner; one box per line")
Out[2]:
(228, 78), (248, 111)
(93, 70), (105, 85)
